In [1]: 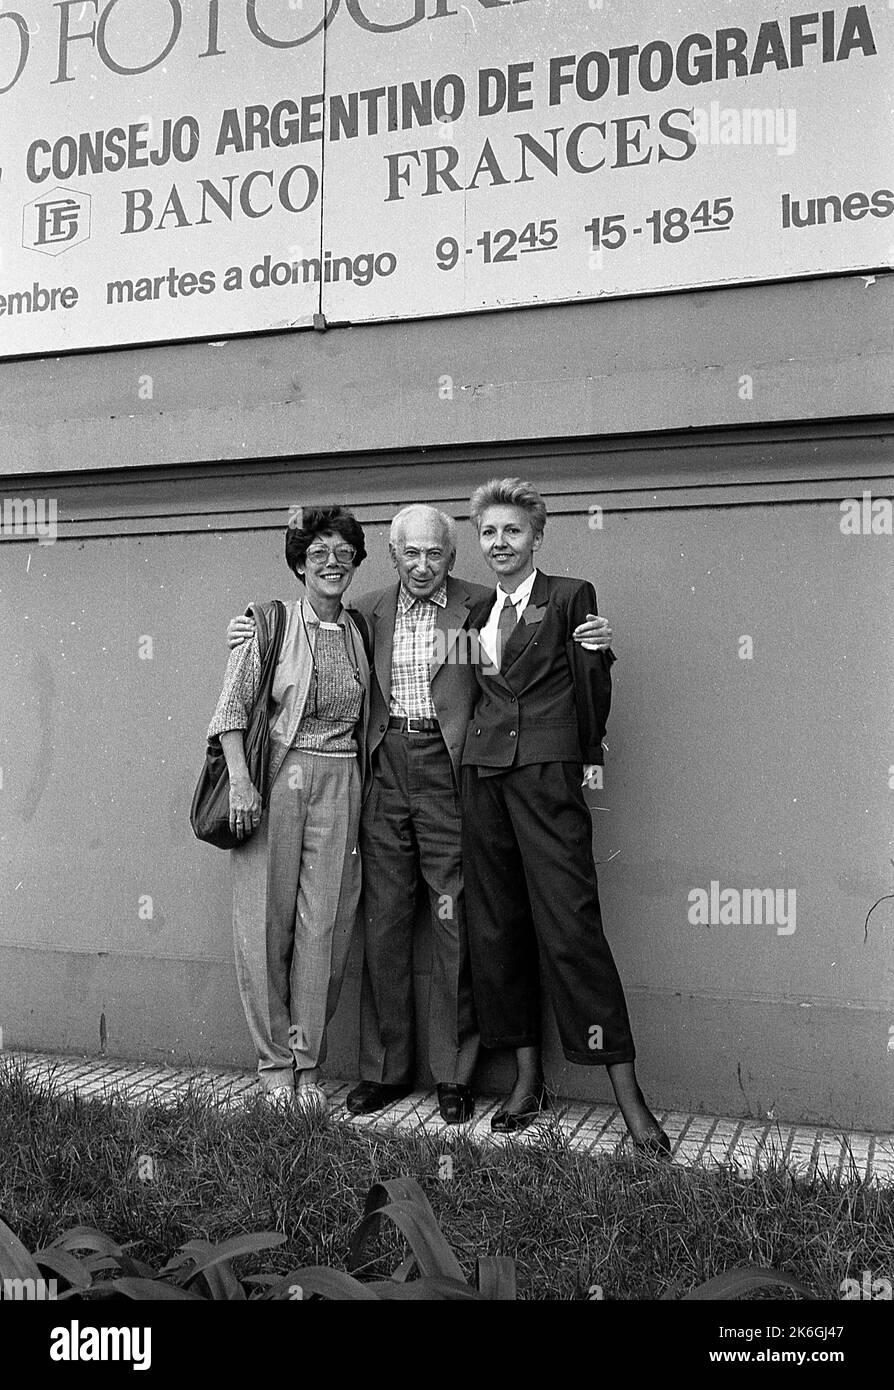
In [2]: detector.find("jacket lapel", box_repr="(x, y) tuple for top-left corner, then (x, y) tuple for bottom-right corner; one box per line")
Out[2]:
(344, 614), (370, 777)
(372, 584), (399, 705)
(430, 578), (472, 680)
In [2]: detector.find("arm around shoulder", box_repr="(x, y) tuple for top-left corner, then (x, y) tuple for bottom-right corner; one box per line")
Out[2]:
(565, 580), (614, 764)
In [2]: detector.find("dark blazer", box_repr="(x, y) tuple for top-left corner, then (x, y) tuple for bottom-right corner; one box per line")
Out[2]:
(348, 574), (492, 795)
(462, 571), (615, 770)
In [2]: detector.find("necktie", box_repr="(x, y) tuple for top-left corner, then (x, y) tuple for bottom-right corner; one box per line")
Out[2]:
(496, 593), (519, 670)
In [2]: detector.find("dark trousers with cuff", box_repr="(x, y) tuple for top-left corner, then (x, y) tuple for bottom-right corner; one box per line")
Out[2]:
(358, 728), (479, 1085)
(461, 760), (635, 1066)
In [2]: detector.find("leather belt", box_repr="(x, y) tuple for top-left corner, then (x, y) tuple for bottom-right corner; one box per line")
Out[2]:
(388, 716), (441, 734)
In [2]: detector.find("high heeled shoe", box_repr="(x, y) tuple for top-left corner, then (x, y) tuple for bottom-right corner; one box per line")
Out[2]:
(491, 1086), (548, 1134)
(631, 1129), (672, 1160)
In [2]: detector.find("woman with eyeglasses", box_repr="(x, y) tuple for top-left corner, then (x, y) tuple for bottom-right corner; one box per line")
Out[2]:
(206, 506), (371, 1114)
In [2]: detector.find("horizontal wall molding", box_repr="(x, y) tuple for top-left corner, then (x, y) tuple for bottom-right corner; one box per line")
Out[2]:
(0, 418), (890, 541)
(2, 273), (893, 477)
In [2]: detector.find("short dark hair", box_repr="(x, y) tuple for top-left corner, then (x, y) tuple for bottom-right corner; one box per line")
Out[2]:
(285, 505), (367, 577)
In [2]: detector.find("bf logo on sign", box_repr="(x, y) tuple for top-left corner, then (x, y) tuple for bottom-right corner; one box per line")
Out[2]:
(23, 187), (91, 255)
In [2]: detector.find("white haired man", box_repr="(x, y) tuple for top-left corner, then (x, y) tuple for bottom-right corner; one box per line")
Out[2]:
(227, 502), (611, 1122)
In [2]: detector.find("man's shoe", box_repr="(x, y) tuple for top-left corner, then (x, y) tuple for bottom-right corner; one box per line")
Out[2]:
(437, 1083), (475, 1124)
(345, 1081), (413, 1116)
(491, 1086), (548, 1135)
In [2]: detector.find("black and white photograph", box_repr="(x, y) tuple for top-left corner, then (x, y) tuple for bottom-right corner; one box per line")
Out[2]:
(0, 0), (892, 1363)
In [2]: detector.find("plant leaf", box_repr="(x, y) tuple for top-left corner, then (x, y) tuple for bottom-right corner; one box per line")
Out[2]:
(391, 1254), (417, 1283)
(348, 1177), (439, 1266)
(198, 1260), (246, 1301)
(32, 1248), (93, 1290)
(0, 1216), (43, 1282)
(261, 1267), (381, 1301)
(85, 1277), (205, 1300)
(682, 1265), (817, 1301)
(176, 1232), (286, 1284)
(476, 1257), (517, 1301)
(349, 1191), (465, 1282)
(48, 1227), (125, 1256)
(367, 1277), (483, 1301)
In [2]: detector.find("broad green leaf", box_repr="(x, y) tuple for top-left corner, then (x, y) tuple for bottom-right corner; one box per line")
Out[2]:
(368, 1277), (482, 1301)
(32, 1248), (93, 1289)
(177, 1232), (286, 1283)
(476, 1257), (517, 1300)
(350, 1197), (464, 1282)
(86, 1278), (205, 1300)
(198, 1261), (246, 1301)
(48, 1227), (124, 1256)
(262, 1267), (380, 1301)
(682, 1265), (817, 1301)
(0, 1216), (42, 1282)
(349, 1177), (440, 1268)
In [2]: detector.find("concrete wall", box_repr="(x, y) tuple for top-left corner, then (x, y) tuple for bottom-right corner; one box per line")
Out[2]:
(3, 274), (893, 475)
(1, 274), (893, 1128)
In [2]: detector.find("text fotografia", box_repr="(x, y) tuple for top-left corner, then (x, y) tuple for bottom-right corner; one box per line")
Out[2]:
(10, 9), (878, 216)
(688, 883), (797, 935)
(0, 497), (58, 544)
(50, 1322), (151, 1372)
(2, 5), (876, 96)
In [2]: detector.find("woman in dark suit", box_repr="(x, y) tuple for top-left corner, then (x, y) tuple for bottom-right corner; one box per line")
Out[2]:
(461, 478), (669, 1151)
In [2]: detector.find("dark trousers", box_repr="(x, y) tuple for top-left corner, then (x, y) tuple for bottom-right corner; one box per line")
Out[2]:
(358, 729), (479, 1085)
(461, 760), (636, 1066)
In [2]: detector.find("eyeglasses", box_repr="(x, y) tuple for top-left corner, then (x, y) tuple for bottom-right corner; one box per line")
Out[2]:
(305, 543), (356, 565)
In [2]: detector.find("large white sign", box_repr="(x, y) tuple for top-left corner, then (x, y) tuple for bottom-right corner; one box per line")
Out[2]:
(0, 0), (891, 356)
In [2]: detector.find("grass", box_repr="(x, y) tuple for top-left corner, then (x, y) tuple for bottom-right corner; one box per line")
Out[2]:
(1, 1058), (891, 1300)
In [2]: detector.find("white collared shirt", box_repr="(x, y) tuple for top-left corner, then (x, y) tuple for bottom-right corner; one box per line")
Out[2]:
(480, 568), (539, 668)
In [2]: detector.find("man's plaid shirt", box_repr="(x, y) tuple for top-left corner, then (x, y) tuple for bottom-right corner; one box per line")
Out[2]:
(388, 581), (447, 720)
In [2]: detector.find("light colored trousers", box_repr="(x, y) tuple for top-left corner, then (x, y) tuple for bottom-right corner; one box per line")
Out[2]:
(231, 749), (362, 1091)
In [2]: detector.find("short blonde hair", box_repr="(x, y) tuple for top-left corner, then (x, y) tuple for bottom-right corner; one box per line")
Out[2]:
(469, 478), (547, 539)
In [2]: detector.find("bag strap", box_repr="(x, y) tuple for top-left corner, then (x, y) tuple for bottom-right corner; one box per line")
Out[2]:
(249, 600), (286, 706)
(350, 609), (373, 668)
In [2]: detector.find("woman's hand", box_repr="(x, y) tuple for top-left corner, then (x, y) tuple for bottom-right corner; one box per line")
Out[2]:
(227, 616), (257, 649)
(581, 765), (603, 790)
(572, 613), (612, 650)
(229, 773), (262, 840)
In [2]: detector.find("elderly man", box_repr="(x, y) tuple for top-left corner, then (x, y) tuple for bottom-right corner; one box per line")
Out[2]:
(227, 502), (611, 1122)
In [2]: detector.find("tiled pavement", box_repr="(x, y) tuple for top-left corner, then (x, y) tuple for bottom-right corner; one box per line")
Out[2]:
(5, 1049), (894, 1185)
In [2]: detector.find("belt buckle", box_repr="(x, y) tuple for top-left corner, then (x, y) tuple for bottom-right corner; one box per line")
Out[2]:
(407, 717), (424, 735)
